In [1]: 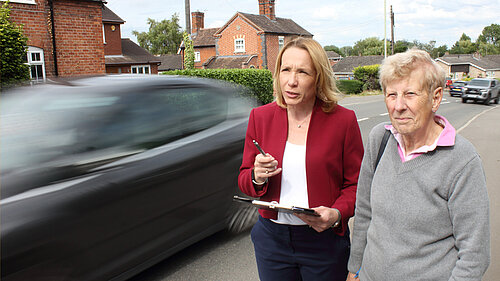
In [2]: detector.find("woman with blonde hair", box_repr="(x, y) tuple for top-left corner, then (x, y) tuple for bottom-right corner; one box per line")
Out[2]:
(238, 37), (364, 281)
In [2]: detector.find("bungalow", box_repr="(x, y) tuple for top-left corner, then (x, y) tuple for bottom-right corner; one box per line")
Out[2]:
(332, 55), (384, 80)
(435, 54), (500, 80)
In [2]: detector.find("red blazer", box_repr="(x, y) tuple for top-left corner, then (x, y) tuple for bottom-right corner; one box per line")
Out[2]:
(238, 100), (364, 235)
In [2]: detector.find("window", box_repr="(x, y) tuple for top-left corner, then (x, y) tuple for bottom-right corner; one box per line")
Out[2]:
(131, 65), (150, 74)
(194, 51), (201, 62)
(234, 38), (245, 53)
(278, 36), (284, 50)
(27, 46), (45, 83)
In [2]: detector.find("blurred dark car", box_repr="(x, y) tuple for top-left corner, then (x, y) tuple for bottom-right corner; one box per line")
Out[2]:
(0, 75), (258, 281)
(449, 80), (468, 97)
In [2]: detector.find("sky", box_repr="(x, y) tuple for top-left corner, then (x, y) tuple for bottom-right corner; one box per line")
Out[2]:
(105, 0), (500, 49)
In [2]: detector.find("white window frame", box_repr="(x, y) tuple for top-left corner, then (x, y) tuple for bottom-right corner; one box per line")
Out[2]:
(194, 51), (201, 62)
(131, 65), (151, 74)
(102, 24), (106, 44)
(0, 0), (36, 4)
(27, 46), (46, 82)
(278, 36), (284, 50)
(234, 38), (245, 53)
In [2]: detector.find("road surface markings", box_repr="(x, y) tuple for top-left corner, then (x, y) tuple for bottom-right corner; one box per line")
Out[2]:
(457, 105), (498, 133)
(379, 113), (389, 116)
(357, 118), (369, 122)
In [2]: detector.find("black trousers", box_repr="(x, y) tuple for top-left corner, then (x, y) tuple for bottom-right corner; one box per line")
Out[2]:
(251, 216), (350, 281)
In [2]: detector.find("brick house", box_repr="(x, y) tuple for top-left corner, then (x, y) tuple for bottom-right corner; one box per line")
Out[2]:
(186, 0), (312, 73)
(102, 6), (160, 74)
(326, 51), (342, 67)
(435, 53), (500, 80)
(332, 55), (384, 80)
(5, 0), (106, 81)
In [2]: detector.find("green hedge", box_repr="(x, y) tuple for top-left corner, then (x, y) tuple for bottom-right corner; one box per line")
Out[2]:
(162, 69), (274, 104)
(336, 80), (364, 94)
(353, 64), (381, 91)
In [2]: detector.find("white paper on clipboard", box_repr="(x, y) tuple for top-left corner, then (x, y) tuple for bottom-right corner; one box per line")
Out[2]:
(233, 195), (319, 216)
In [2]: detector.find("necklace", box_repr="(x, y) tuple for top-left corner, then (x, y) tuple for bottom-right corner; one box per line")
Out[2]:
(295, 114), (311, 128)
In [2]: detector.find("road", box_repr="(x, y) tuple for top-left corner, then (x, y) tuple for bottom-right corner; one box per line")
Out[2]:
(130, 93), (499, 281)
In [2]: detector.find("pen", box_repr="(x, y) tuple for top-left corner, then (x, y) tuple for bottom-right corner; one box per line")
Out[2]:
(354, 268), (360, 278)
(253, 140), (266, 156)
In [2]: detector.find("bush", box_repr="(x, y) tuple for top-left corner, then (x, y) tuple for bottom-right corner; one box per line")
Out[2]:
(0, 2), (30, 90)
(336, 79), (364, 94)
(162, 68), (274, 104)
(354, 64), (381, 91)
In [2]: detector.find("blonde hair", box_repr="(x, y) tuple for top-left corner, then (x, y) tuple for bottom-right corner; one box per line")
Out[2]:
(379, 48), (446, 95)
(273, 37), (342, 112)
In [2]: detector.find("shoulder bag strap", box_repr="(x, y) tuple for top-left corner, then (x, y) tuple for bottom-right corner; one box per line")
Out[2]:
(375, 130), (391, 171)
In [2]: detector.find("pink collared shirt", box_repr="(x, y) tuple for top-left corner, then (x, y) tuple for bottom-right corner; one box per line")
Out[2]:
(384, 115), (456, 162)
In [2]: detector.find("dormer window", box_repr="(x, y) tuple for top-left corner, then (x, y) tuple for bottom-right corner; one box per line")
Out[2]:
(235, 38), (245, 53)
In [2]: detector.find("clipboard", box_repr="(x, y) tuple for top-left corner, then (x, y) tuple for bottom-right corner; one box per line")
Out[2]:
(233, 196), (319, 216)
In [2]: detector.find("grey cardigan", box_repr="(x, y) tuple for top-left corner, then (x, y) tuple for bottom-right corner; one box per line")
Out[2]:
(348, 123), (490, 281)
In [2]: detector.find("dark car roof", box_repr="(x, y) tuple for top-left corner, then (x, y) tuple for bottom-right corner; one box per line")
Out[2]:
(9, 75), (238, 96)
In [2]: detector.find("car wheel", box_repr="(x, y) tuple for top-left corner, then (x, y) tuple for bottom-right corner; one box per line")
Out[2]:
(483, 94), (491, 105)
(494, 97), (499, 104)
(462, 98), (467, 103)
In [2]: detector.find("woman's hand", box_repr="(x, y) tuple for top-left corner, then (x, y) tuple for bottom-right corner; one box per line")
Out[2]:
(295, 206), (340, 232)
(253, 153), (281, 183)
(346, 272), (359, 281)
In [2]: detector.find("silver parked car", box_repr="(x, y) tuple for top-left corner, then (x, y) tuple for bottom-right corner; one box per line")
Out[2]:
(461, 78), (500, 105)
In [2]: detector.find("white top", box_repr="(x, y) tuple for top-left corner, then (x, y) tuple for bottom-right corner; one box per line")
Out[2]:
(271, 141), (309, 225)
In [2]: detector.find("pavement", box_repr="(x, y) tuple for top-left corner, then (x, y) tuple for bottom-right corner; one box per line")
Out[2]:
(457, 104), (500, 281)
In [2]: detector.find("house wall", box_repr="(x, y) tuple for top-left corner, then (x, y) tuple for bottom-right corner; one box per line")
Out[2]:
(104, 22), (122, 55)
(106, 65), (131, 74)
(53, 1), (105, 76)
(217, 16), (260, 59)
(9, 0), (105, 77)
(9, 1), (55, 76)
(194, 46), (216, 69)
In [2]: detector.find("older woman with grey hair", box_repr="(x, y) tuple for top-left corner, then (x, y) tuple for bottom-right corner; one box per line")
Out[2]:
(347, 48), (490, 281)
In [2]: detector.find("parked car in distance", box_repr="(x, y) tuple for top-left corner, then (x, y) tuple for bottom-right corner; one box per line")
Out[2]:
(449, 80), (468, 97)
(445, 77), (453, 88)
(0, 75), (258, 281)
(461, 78), (500, 105)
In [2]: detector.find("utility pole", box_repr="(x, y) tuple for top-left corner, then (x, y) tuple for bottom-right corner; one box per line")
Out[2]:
(384, 0), (387, 58)
(390, 5), (395, 55)
(185, 0), (191, 34)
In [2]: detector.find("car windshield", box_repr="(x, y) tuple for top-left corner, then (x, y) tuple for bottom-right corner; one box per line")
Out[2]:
(468, 80), (490, 87)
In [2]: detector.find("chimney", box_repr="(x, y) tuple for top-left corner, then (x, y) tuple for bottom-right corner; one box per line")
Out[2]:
(191, 11), (204, 34)
(258, 0), (276, 21)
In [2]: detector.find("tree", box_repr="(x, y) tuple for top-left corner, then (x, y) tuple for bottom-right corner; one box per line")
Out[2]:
(324, 45), (345, 57)
(132, 14), (183, 55)
(0, 1), (29, 89)
(476, 24), (500, 55)
(340, 46), (354, 57)
(182, 32), (194, 70)
(352, 37), (384, 56)
(450, 33), (477, 54)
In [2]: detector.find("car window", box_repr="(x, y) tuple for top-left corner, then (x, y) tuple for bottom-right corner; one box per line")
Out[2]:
(0, 86), (228, 173)
(121, 86), (228, 150)
(468, 79), (490, 87)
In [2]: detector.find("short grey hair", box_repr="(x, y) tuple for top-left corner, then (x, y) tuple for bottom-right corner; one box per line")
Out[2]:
(379, 48), (446, 95)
